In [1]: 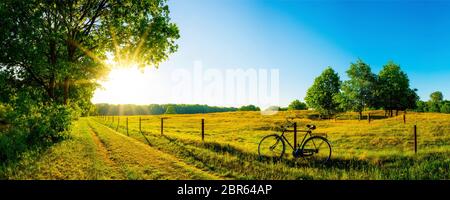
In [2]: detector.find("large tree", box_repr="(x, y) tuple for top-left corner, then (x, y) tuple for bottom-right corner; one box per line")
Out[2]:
(377, 61), (417, 116)
(336, 59), (377, 119)
(305, 67), (341, 118)
(0, 0), (179, 107)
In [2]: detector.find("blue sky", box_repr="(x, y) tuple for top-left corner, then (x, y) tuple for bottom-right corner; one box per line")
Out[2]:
(95, 0), (450, 107)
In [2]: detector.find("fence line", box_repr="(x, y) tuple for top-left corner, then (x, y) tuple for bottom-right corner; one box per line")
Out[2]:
(94, 114), (421, 154)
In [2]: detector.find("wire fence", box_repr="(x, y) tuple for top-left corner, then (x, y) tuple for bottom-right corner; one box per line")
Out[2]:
(92, 112), (449, 157)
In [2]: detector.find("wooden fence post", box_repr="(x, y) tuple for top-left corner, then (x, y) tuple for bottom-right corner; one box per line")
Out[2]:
(201, 119), (205, 141)
(294, 122), (297, 148)
(414, 125), (417, 154)
(403, 112), (406, 124)
(139, 117), (142, 133)
(368, 113), (371, 123)
(161, 118), (164, 135)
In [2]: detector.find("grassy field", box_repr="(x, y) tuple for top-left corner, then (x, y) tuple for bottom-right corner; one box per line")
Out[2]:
(1, 110), (449, 179)
(0, 119), (219, 180)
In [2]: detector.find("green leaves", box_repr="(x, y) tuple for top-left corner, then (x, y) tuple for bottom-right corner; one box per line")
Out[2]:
(338, 59), (377, 115)
(238, 105), (261, 111)
(0, 0), (180, 106)
(418, 91), (450, 113)
(0, 0), (180, 157)
(305, 60), (418, 117)
(430, 91), (444, 103)
(287, 99), (307, 110)
(377, 61), (417, 112)
(305, 67), (341, 117)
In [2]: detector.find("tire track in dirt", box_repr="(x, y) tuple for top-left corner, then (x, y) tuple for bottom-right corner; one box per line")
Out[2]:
(89, 128), (115, 165)
(88, 119), (221, 179)
(87, 125), (125, 179)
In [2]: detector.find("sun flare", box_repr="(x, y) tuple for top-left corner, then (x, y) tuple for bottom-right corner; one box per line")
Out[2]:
(92, 67), (158, 105)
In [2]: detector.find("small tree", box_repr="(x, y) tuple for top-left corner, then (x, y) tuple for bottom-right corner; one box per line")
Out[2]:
(288, 100), (307, 110)
(428, 91), (444, 113)
(305, 67), (341, 118)
(430, 91), (444, 103)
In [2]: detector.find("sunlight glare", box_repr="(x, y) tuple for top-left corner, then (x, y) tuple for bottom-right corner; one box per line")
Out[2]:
(92, 66), (161, 105)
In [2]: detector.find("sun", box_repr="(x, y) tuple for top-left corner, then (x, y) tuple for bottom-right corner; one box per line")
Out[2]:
(92, 66), (156, 105)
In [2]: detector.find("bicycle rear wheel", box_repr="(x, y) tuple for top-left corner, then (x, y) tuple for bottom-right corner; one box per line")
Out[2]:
(258, 134), (285, 160)
(301, 136), (331, 164)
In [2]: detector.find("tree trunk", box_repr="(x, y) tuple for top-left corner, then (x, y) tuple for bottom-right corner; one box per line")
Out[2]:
(64, 38), (76, 105)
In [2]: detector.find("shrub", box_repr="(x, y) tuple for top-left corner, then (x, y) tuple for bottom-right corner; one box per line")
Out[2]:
(8, 103), (73, 146)
(0, 101), (74, 162)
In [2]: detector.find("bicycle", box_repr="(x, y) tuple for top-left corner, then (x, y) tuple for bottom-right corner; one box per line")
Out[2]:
(258, 118), (332, 164)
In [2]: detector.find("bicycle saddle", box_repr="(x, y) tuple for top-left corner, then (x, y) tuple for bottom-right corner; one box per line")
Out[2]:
(306, 124), (316, 130)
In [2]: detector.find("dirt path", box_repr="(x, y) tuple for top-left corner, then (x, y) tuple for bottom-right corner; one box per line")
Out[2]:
(87, 119), (220, 180)
(87, 126), (127, 179)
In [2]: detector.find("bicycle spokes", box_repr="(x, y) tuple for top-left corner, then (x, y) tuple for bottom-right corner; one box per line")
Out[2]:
(269, 139), (280, 151)
(258, 135), (285, 160)
(301, 136), (331, 164)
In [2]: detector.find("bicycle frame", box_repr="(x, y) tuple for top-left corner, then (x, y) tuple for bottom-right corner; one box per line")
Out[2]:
(258, 121), (332, 163)
(279, 129), (311, 150)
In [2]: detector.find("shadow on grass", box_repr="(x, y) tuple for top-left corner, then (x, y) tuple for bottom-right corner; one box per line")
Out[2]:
(98, 120), (399, 172)
(96, 120), (449, 179)
(155, 135), (381, 171)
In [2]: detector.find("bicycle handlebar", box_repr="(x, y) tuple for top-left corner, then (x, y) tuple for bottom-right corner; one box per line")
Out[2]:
(278, 118), (316, 131)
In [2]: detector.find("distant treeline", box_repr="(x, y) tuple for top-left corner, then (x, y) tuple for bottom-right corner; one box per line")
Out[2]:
(95, 104), (239, 115)
(415, 91), (450, 114)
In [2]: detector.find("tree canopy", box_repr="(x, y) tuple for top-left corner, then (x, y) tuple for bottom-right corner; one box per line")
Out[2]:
(430, 91), (444, 103)
(287, 99), (307, 110)
(0, 0), (180, 159)
(417, 91), (448, 113)
(0, 0), (179, 107)
(238, 105), (261, 111)
(305, 67), (341, 117)
(335, 59), (376, 118)
(304, 60), (419, 118)
(376, 61), (417, 116)
(428, 91), (444, 112)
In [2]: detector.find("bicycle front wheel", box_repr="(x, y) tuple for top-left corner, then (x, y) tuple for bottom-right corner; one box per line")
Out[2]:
(301, 136), (331, 164)
(258, 134), (285, 160)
